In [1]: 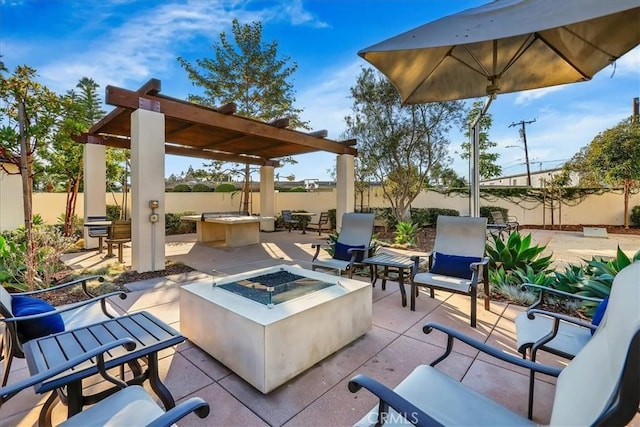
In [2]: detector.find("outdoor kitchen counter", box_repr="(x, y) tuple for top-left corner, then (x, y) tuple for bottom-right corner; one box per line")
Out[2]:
(181, 215), (261, 247)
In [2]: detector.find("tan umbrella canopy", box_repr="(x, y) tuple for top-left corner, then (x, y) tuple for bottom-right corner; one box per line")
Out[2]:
(358, 0), (640, 215)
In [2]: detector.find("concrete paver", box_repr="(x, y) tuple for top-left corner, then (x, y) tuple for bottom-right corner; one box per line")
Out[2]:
(3, 228), (639, 426)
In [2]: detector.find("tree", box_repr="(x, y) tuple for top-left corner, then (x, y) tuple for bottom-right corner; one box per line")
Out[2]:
(0, 65), (61, 287)
(44, 77), (105, 235)
(178, 18), (307, 213)
(343, 68), (465, 222)
(459, 100), (502, 180)
(565, 117), (640, 228)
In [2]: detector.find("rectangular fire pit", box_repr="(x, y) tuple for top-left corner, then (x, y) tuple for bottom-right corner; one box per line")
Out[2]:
(180, 265), (372, 393)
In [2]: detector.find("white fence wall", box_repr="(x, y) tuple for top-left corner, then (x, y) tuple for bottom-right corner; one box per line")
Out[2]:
(1, 188), (638, 230)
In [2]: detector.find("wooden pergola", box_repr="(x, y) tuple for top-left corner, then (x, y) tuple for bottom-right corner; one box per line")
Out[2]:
(74, 78), (357, 165)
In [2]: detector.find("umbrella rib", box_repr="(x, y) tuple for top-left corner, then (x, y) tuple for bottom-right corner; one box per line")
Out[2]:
(536, 32), (591, 80)
(500, 34), (537, 78)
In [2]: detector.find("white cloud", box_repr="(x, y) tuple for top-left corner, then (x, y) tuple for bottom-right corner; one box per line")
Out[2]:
(514, 86), (565, 106)
(283, 0), (329, 28)
(297, 60), (362, 140)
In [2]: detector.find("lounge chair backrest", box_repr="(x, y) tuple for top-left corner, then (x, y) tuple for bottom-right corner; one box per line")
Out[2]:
(433, 216), (487, 258)
(338, 213), (375, 247)
(86, 215), (109, 237)
(491, 211), (505, 224)
(550, 261), (640, 425)
(0, 286), (13, 318)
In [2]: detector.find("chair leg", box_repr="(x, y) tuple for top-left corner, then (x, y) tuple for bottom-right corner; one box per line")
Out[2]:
(470, 291), (477, 328)
(97, 236), (104, 254)
(1, 334), (13, 387)
(118, 243), (124, 263)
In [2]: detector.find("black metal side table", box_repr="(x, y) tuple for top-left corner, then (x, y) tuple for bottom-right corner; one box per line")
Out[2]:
(362, 253), (414, 308)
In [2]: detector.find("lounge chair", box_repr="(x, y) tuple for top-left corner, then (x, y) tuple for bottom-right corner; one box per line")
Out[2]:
(349, 261), (640, 426)
(0, 338), (210, 426)
(306, 211), (331, 235)
(281, 210), (300, 232)
(311, 213), (375, 278)
(0, 275), (126, 386)
(515, 284), (605, 418)
(409, 215), (489, 327)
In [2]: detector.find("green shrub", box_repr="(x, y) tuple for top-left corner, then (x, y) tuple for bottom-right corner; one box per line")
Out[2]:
(630, 205), (640, 226)
(421, 208), (459, 225)
(394, 221), (418, 245)
(289, 186), (307, 192)
(214, 183), (237, 192)
(191, 183), (213, 192)
(173, 184), (192, 192)
(165, 211), (197, 235)
(328, 209), (337, 231)
(106, 204), (122, 221)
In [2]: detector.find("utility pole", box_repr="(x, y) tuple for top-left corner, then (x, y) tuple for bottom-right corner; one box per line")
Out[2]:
(508, 119), (536, 186)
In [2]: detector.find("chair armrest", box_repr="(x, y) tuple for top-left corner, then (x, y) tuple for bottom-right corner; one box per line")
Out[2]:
(17, 275), (105, 299)
(0, 291), (127, 323)
(526, 308), (596, 330)
(146, 397), (211, 427)
(0, 338), (136, 403)
(348, 374), (438, 426)
(410, 253), (433, 276)
(423, 323), (562, 377)
(521, 283), (603, 310)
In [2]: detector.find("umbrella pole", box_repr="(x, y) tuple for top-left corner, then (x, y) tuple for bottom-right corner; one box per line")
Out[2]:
(469, 95), (495, 217)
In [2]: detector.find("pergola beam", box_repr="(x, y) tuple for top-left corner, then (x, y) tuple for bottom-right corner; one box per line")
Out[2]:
(104, 85), (357, 155)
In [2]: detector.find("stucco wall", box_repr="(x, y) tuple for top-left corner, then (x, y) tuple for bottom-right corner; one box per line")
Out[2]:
(0, 163), (24, 231)
(2, 188), (639, 230)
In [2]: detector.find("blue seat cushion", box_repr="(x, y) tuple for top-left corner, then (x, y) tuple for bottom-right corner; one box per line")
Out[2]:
(11, 296), (65, 341)
(591, 297), (609, 335)
(429, 252), (482, 280)
(334, 242), (366, 262)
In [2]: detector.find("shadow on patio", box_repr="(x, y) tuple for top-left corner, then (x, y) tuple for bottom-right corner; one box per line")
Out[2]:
(2, 229), (638, 426)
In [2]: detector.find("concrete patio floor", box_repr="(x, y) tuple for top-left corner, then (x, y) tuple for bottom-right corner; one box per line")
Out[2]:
(2, 229), (639, 426)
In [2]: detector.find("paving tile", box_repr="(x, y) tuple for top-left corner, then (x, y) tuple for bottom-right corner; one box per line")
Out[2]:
(176, 382), (269, 427)
(125, 276), (178, 292)
(285, 335), (473, 427)
(127, 300), (181, 324)
(218, 326), (398, 427)
(112, 286), (180, 312)
(180, 345), (232, 381)
(461, 358), (555, 424)
(371, 288), (436, 334)
(156, 352), (215, 401)
(403, 295), (501, 357)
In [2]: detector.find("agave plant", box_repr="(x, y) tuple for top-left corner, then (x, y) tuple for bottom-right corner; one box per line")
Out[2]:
(485, 231), (553, 275)
(394, 221), (419, 245)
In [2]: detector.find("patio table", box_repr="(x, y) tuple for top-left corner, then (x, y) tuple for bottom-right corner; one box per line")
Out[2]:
(23, 311), (184, 426)
(362, 252), (413, 308)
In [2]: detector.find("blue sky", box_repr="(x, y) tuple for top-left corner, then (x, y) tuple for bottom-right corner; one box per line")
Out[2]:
(1, 0), (638, 182)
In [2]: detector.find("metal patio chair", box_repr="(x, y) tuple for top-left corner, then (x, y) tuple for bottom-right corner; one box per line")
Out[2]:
(0, 338), (210, 426)
(349, 262), (640, 426)
(0, 276), (125, 387)
(410, 215), (489, 327)
(311, 213), (375, 278)
(306, 211), (331, 235)
(281, 210), (300, 232)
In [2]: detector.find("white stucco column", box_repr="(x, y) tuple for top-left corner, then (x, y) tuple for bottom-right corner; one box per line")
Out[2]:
(131, 109), (165, 272)
(336, 154), (355, 230)
(83, 143), (106, 248)
(259, 165), (275, 231)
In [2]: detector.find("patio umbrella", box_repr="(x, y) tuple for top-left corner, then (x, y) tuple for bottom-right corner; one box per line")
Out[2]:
(358, 0), (640, 216)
